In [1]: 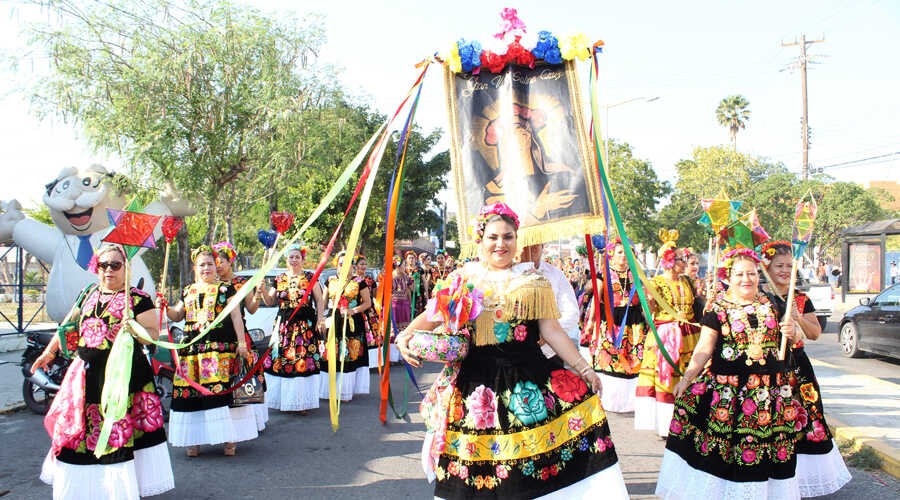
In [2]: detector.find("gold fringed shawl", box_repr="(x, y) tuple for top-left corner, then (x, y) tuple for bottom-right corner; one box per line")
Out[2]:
(473, 271), (560, 347)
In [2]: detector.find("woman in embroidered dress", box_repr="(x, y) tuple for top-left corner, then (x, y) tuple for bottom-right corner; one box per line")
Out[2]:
(320, 252), (372, 402)
(656, 248), (803, 499)
(398, 204), (629, 500)
(392, 256), (413, 330)
(164, 246), (258, 457)
(356, 254), (396, 368)
(256, 244), (326, 414)
(635, 233), (700, 437)
(213, 241), (269, 431)
(407, 250), (429, 317)
(761, 241), (851, 497)
(583, 239), (646, 413)
(36, 243), (174, 499)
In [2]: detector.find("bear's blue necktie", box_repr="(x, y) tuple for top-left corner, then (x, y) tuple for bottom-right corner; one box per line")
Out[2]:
(76, 235), (93, 270)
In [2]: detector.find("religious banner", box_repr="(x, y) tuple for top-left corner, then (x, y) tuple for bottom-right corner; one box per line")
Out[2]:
(445, 60), (604, 253)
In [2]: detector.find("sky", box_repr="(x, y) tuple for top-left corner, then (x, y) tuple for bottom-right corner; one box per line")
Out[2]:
(1, 0), (899, 212)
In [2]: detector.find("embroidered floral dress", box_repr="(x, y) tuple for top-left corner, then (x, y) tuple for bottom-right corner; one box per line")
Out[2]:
(326, 277), (369, 373)
(172, 282), (240, 411)
(657, 294), (804, 498)
(425, 265), (626, 499)
(357, 274), (383, 348)
(392, 272), (413, 328)
(591, 269), (646, 378)
(768, 291), (851, 496)
(42, 286), (174, 498)
(635, 274), (699, 436)
(265, 272), (322, 378)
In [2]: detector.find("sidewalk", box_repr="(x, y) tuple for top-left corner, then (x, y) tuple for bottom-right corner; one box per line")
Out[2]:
(811, 356), (900, 479)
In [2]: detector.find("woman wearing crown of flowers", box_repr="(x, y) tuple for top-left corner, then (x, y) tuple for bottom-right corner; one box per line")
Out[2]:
(760, 241), (851, 496)
(634, 230), (701, 437)
(164, 245), (258, 457)
(655, 247), (804, 499)
(213, 241), (268, 431)
(397, 203), (628, 499)
(582, 238), (647, 413)
(320, 251), (372, 402)
(256, 243), (326, 414)
(36, 244), (174, 499)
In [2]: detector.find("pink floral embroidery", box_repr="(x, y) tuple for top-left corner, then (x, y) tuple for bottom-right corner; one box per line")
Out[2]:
(82, 290), (99, 313)
(741, 398), (757, 416)
(741, 448), (757, 463)
(567, 416), (583, 432)
(200, 357), (219, 379)
(106, 292), (127, 319)
(85, 404), (103, 451)
(513, 324), (528, 341)
(107, 414), (135, 449)
(690, 382), (707, 395)
(105, 322), (122, 342)
(80, 318), (108, 348)
(131, 391), (164, 432)
(670, 419), (683, 434)
(465, 385), (499, 429)
(496, 464), (509, 479)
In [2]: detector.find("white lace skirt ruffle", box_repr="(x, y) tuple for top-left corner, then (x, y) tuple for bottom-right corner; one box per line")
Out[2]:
(167, 405), (258, 447)
(318, 367), (370, 400)
(633, 396), (673, 437)
(40, 442), (174, 499)
(252, 403), (269, 431)
(796, 441), (852, 497)
(265, 373), (320, 411)
(656, 449), (800, 500)
(597, 374), (637, 413)
(368, 344), (401, 369)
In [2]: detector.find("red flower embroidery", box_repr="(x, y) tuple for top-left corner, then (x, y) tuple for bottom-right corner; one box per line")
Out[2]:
(549, 369), (588, 403)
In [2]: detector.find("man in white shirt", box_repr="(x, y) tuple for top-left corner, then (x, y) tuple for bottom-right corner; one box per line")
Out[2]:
(520, 244), (582, 362)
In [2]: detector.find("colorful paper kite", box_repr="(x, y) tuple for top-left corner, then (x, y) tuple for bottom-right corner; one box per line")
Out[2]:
(792, 193), (818, 259)
(104, 209), (161, 258)
(699, 189), (743, 233)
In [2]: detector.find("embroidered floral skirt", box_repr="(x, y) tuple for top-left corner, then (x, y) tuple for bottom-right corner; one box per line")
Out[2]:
(264, 316), (322, 378)
(172, 340), (237, 411)
(591, 306), (646, 379)
(791, 347), (851, 496)
(663, 358), (802, 484)
(433, 343), (622, 499)
(635, 322), (698, 435)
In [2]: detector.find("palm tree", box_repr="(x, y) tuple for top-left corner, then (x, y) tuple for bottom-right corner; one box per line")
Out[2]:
(715, 95), (751, 149)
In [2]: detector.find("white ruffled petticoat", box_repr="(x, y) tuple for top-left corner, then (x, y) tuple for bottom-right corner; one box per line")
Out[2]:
(167, 405), (258, 447)
(597, 373), (637, 413)
(252, 403), (269, 431)
(656, 449), (800, 500)
(40, 442), (174, 499)
(318, 367), (370, 401)
(265, 373), (320, 411)
(633, 396), (674, 437)
(368, 344), (401, 369)
(796, 441), (852, 497)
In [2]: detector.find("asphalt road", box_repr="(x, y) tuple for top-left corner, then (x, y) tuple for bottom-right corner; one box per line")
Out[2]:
(1, 346), (899, 498)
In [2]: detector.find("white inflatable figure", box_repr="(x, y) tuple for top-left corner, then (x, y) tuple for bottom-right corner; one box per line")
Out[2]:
(0, 165), (193, 321)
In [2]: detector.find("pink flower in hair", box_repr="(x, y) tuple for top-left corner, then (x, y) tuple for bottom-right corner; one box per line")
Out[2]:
(472, 203), (520, 242)
(87, 254), (100, 274)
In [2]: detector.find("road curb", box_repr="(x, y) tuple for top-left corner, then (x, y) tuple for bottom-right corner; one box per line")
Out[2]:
(0, 402), (25, 415)
(828, 415), (900, 480)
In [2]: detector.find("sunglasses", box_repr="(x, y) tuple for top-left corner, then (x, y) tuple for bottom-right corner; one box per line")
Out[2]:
(97, 261), (123, 271)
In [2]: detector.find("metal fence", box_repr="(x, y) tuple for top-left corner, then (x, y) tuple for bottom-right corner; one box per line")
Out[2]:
(0, 245), (50, 335)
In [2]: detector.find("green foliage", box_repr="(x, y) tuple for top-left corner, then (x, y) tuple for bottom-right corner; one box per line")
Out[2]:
(715, 95), (751, 149)
(606, 139), (671, 246)
(814, 182), (889, 256)
(23, 205), (53, 225)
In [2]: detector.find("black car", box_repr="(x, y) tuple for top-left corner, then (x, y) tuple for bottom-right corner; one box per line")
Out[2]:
(838, 283), (900, 359)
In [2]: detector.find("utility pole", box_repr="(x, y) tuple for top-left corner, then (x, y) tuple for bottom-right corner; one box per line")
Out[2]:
(782, 34), (825, 180)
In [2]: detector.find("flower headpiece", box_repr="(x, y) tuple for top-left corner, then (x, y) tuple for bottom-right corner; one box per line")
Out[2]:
(657, 229), (680, 270)
(392, 255), (402, 267)
(717, 247), (762, 280)
(286, 243), (307, 260)
(190, 245), (218, 263)
(352, 254), (366, 265)
(605, 237), (623, 256)
(471, 202), (520, 243)
(759, 240), (791, 267)
(212, 241), (237, 264)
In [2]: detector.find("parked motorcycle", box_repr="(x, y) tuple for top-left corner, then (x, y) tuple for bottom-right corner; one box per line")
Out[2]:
(20, 330), (69, 415)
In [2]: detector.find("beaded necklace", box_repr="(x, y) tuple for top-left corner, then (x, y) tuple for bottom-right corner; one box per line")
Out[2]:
(721, 294), (777, 365)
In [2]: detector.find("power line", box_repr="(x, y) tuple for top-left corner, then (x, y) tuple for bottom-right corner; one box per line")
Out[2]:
(782, 34), (826, 181)
(816, 151), (900, 170)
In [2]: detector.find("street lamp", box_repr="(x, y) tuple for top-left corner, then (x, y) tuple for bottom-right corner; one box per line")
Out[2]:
(603, 96), (660, 171)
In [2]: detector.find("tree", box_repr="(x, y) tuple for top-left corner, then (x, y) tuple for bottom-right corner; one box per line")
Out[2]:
(715, 95), (751, 149)
(606, 139), (671, 246)
(814, 182), (889, 257)
(658, 146), (785, 250)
